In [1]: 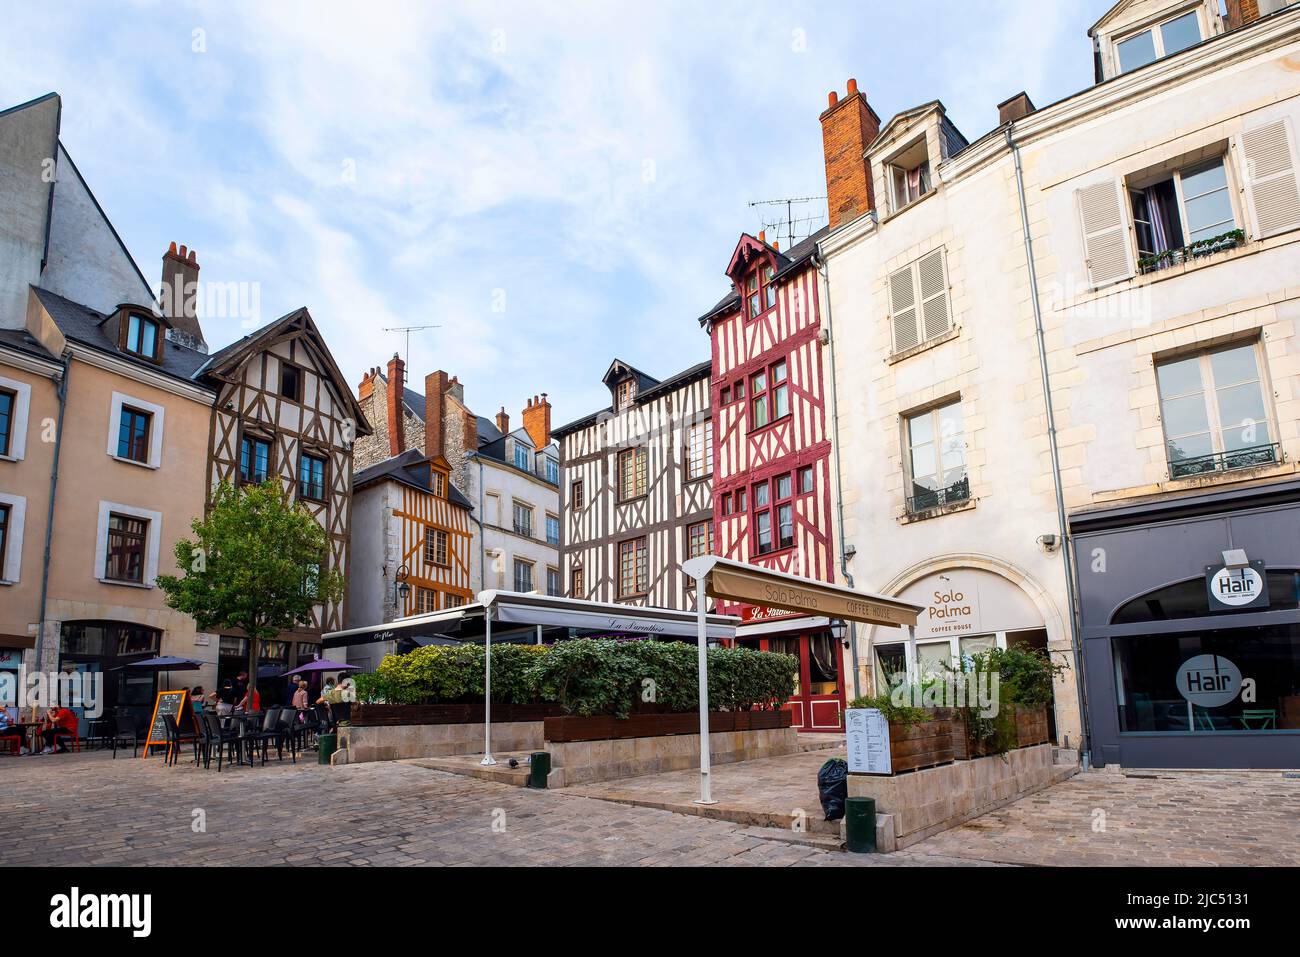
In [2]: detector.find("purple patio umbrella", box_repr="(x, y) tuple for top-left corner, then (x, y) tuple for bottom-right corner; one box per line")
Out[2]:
(279, 658), (359, 678)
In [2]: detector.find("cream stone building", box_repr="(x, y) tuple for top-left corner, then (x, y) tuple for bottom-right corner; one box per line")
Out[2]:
(817, 0), (1300, 767)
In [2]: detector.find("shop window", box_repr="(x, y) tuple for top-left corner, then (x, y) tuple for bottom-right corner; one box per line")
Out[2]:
(1114, 10), (1202, 75)
(916, 642), (953, 676)
(874, 643), (908, 688)
(904, 400), (969, 513)
(808, 634), (840, 695)
(1113, 625), (1300, 733)
(1156, 340), (1276, 478)
(619, 537), (648, 597)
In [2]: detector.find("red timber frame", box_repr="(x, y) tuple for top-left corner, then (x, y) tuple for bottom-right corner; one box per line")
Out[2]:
(705, 233), (842, 731)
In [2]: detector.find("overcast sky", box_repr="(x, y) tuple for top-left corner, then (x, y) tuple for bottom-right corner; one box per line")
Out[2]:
(0, 1), (1100, 427)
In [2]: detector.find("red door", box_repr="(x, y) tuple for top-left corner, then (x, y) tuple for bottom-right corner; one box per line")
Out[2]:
(765, 633), (845, 732)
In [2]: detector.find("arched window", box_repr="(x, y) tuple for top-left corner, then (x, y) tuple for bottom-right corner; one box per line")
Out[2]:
(1111, 570), (1300, 624)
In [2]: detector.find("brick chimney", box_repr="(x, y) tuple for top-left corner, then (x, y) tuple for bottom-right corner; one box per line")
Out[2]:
(424, 370), (451, 461)
(358, 366), (380, 402)
(523, 393), (552, 449)
(820, 78), (881, 229)
(495, 407), (510, 435)
(998, 92), (1036, 126)
(386, 353), (406, 457)
(160, 242), (206, 349)
(1225, 0), (1262, 29)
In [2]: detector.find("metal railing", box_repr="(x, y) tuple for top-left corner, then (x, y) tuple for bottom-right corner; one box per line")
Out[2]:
(1138, 230), (1245, 275)
(1169, 443), (1279, 479)
(905, 476), (970, 515)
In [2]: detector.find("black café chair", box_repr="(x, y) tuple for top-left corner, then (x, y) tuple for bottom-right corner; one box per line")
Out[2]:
(162, 713), (201, 767)
(244, 708), (287, 766)
(111, 712), (142, 759)
(202, 711), (243, 771)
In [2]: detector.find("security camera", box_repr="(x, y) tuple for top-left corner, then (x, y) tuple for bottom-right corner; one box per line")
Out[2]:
(1037, 534), (1060, 553)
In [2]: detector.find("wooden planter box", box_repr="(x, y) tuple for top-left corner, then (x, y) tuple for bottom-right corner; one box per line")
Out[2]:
(350, 703), (564, 727)
(544, 709), (791, 743)
(948, 705), (1049, 759)
(887, 718), (954, 774)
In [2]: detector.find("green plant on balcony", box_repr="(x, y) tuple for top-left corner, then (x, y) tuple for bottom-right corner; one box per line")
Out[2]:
(1138, 229), (1246, 274)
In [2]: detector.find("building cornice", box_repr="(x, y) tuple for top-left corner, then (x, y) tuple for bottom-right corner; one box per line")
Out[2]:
(0, 344), (62, 377)
(944, 8), (1300, 183)
(67, 343), (215, 404)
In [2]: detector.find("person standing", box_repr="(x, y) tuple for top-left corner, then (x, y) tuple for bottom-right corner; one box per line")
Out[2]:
(291, 679), (309, 710)
(216, 679), (237, 717)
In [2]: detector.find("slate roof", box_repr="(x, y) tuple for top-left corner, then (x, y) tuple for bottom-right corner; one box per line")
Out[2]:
(696, 226), (828, 326)
(353, 448), (474, 509)
(552, 359), (711, 438)
(0, 327), (59, 364)
(31, 286), (211, 383)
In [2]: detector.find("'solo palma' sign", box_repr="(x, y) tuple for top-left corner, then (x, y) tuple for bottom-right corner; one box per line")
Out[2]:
(1204, 560), (1269, 612)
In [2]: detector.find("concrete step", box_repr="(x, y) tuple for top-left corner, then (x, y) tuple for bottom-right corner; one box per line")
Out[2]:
(738, 826), (844, 851)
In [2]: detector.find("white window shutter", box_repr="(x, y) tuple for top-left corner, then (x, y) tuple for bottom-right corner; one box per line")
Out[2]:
(917, 249), (951, 340)
(888, 264), (919, 352)
(1242, 119), (1300, 239)
(1077, 179), (1134, 288)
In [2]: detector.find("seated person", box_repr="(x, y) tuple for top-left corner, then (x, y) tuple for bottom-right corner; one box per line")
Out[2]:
(0, 707), (28, 754)
(40, 706), (78, 754)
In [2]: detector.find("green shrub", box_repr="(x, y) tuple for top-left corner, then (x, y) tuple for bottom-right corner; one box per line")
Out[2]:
(987, 644), (1063, 707)
(847, 691), (928, 729)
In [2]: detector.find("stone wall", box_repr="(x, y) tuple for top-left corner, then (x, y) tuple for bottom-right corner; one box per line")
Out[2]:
(338, 720), (545, 764)
(544, 727), (799, 788)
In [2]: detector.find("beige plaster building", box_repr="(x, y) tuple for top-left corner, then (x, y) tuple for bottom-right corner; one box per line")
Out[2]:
(817, 0), (1300, 763)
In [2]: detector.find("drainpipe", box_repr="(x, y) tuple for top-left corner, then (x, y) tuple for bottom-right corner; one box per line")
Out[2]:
(34, 351), (71, 692)
(813, 250), (861, 702)
(466, 451), (487, 592)
(1005, 124), (1091, 763)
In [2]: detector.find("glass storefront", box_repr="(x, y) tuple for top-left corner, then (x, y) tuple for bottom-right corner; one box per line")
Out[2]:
(1114, 625), (1300, 733)
(58, 621), (161, 727)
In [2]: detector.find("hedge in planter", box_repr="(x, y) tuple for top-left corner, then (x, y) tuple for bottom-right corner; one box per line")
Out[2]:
(354, 643), (547, 706)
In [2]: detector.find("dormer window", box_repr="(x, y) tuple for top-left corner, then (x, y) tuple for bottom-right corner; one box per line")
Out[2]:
(124, 313), (162, 361)
(431, 469), (446, 497)
(746, 265), (777, 319)
(513, 441), (531, 472)
(1115, 9), (1202, 74)
(887, 137), (931, 213)
(615, 378), (635, 411)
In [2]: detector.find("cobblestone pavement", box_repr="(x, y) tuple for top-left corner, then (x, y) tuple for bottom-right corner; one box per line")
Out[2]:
(906, 768), (1300, 866)
(3, 752), (1293, 866)
(0, 751), (975, 867)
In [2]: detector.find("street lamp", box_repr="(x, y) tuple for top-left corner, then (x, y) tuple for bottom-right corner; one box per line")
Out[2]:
(394, 563), (411, 608)
(830, 618), (849, 648)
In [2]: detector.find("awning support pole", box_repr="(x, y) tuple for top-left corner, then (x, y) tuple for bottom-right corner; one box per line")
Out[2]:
(905, 624), (918, 686)
(693, 575), (716, 806)
(481, 612), (496, 766)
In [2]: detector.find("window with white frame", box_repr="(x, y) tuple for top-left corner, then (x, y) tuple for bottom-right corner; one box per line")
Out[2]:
(512, 500), (533, 537)
(513, 441), (531, 472)
(1114, 9), (1202, 75)
(0, 374), (32, 462)
(1130, 155), (1240, 272)
(0, 492), (25, 583)
(543, 456), (559, 484)
(513, 558), (534, 593)
(886, 136), (932, 213)
(1156, 340), (1277, 478)
(95, 502), (161, 586)
(685, 420), (713, 480)
(107, 392), (165, 468)
(545, 513), (560, 546)
(904, 400), (968, 513)
(887, 249), (951, 353)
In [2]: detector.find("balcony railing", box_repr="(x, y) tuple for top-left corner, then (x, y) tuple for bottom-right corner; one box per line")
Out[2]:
(906, 476), (970, 515)
(1138, 229), (1245, 275)
(1169, 443), (1279, 480)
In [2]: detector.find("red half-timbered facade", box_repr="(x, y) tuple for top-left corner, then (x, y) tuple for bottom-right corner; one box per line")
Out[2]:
(699, 229), (844, 731)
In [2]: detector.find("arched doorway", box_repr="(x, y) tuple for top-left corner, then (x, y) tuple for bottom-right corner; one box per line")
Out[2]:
(58, 621), (162, 730)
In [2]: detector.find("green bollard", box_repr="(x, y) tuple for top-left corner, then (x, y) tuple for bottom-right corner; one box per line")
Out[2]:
(528, 751), (551, 788)
(844, 796), (877, 853)
(318, 733), (337, 765)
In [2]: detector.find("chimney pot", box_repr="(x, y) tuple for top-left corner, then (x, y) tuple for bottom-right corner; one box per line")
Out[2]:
(846, 78), (858, 96)
(827, 91), (838, 108)
(522, 391), (552, 451)
(997, 91), (1037, 126)
(160, 241), (204, 346)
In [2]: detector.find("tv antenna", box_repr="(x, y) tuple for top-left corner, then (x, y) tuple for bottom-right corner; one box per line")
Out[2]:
(747, 195), (826, 247)
(383, 324), (441, 367)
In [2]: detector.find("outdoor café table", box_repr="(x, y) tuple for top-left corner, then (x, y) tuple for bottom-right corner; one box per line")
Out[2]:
(9, 723), (39, 755)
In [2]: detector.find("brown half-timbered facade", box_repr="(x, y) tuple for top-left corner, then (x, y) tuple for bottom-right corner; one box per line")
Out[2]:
(556, 359), (713, 610)
(196, 308), (370, 665)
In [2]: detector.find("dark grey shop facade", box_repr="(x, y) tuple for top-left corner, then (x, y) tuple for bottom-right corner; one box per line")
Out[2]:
(1071, 480), (1300, 769)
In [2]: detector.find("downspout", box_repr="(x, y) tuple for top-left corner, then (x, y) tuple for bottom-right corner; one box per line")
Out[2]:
(813, 249), (861, 701)
(35, 351), (72, 685)
(468, 452), (487, 592)
(1005, 124), (1091, 764)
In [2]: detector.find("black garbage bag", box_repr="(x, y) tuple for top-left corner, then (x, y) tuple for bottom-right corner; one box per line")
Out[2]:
(817, 757), (849, 821)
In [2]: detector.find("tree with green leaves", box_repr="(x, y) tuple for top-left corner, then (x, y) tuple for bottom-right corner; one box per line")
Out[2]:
(157, 481), (345, 706)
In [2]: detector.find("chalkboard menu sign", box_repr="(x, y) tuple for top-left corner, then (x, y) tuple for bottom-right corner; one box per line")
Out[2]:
(144, 690), (197, 759)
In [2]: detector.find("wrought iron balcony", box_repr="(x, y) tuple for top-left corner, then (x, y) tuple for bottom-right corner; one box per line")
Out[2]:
(1138, 229), (1245, 275)
(1169, 443), (1279, 480)
(906, 476), (970, 515)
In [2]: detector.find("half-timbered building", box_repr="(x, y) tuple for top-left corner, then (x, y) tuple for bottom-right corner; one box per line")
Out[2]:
(698, 230), (843, 731)
(195, 308), (371, 694)
(556, 359), (712, 610)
